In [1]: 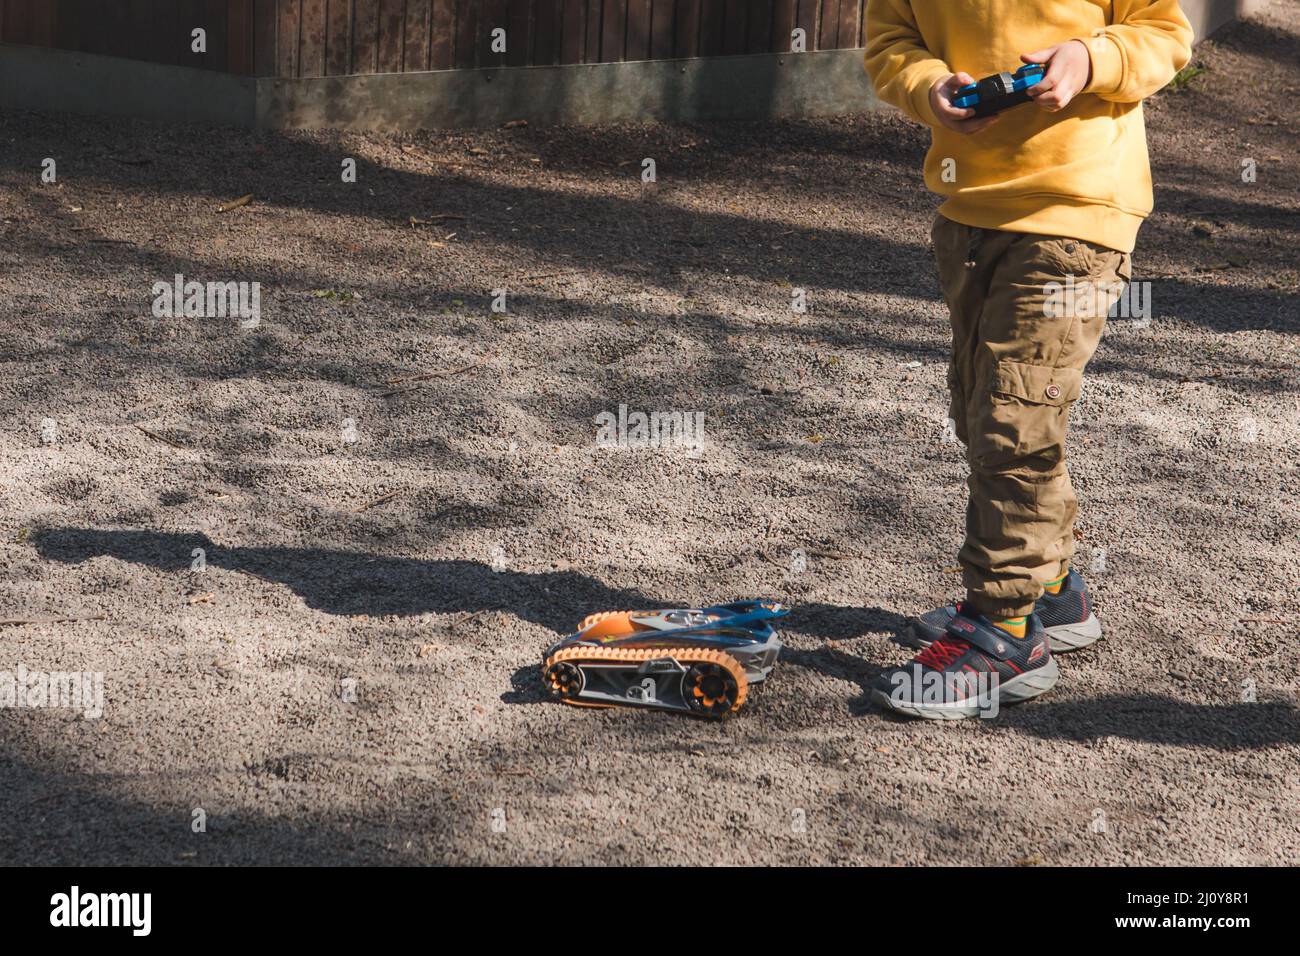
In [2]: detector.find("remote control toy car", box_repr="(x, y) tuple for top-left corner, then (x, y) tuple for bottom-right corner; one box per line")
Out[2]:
(541, 601), (787, 718)
(953, 62), (1046, 116)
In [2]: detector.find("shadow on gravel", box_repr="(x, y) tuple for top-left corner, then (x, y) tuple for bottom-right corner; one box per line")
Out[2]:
(4, 108), (1295, 335)
(0, 742), (428, 865)
(34, 527), (664, 634)
(1009, 696), (1300, 750)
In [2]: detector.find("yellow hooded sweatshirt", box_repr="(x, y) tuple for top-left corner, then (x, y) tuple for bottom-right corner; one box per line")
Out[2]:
(864, 1), (1193, 253)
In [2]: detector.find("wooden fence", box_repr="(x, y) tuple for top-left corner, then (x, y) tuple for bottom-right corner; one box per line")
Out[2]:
(0, 1), (869, 76)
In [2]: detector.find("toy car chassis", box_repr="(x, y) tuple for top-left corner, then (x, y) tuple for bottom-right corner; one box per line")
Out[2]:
(541, 601), (787, 718)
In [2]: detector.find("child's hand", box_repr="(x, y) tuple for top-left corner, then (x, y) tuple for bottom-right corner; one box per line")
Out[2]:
(928, 73), (1000, 134)
(1021, 40), (1093, 111)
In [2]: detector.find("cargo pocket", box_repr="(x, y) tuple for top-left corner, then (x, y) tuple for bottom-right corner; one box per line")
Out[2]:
(1075, 240), (1127, 279)
(974, 360), (1081, 467)
(994, 360), (1081, 407)
(1022, 235), (1090, 276)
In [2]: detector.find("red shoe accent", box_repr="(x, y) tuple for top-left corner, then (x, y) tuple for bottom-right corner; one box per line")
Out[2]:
(916, 638), (969, 670)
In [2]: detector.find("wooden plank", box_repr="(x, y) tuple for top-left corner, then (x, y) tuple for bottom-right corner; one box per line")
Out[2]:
(479, 0), (506, 65)
(722, 0), (746, 55)
(429, 0), (453, 68)
(698, 0), (724, 57)
(170, 1), (196, 65)
(506, 0), (531, 67)
(532, 0), (561, 65)
(746, 0), (772, 53)
(601, 0), (625, 62)
(793, 0), (816, 51)
(228, 0), (254, 73)
(649, 0), (673, 59)
(53, 0), (77, 51)
(584, 0), (601, 62)
(175, 1), (204, 64)
(817, 0), (839, 51)
(325, 0), (351, 73)
(834, 0), (857, 50)
(58, 0), (119, 54)
(252, 0), (276, 74)
(112, 0), (140, 60)
(298, 0), (326, 75)
(201, 0), (229, 70)
(378, 0), (404, 72)
(3, 0), (31, 46)
(353, 0), (379, 72)
(557, 0), (582, 63)
(674, 0), (700, 58)
(35, 0), (58, 46)
(276, 0), (300, 75)
(404, 0), (431, 70)
(123, 0), (145, 61)
(626, 0), (650, 61)
(453, 0), (476, 67)
(198, 0), (227, 69)
(771, 0), (795, 53)
(10, 0), (56, 47)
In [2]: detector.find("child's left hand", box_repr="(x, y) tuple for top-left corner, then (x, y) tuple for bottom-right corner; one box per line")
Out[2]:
(1020, 40), (1093, 111)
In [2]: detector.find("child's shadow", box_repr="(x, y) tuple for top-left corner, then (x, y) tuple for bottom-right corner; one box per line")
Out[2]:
(781, 602), (911, 716)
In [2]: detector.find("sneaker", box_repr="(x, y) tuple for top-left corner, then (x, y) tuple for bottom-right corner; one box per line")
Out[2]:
(872, 610), (1059, 720)
(905, 570), (1103, 653)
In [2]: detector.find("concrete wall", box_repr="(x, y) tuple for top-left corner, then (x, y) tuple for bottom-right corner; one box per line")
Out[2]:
(1182, 0), (1268, 40)
(257, 48), (877, 130)
(0, 43), (256, 127)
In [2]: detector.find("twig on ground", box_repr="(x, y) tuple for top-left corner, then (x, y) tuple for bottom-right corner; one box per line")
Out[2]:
(133, 424), (187, 449)
(450, 610), (490, 630)
(379, 361), (484, 396)
(409, 214), (468, 227)
(353, 490), (401, 513)
(0, 614), (106, 627)
(217, 194), (254, 213)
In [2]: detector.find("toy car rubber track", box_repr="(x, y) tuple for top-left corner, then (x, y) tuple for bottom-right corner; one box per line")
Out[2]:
(541, 601), (787, 718)
(953, 62), (1046, 116)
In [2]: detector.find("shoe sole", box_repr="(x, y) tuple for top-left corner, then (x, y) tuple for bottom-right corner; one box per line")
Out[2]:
(1046, 613), (1103, 652)
(903, 613), (1103, 655)
(870, 657), (1060, 720)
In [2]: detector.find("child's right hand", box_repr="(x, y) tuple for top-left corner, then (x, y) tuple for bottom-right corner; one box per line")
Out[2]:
(929, 73), (1001, 135)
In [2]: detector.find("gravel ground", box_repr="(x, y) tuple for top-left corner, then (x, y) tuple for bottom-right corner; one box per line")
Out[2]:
(0, 2), (1297, 866)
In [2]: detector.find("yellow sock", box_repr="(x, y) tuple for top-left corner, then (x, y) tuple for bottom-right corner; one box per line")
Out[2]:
(991, 615), (1027, 639)
(1043, 573), (1067, 595)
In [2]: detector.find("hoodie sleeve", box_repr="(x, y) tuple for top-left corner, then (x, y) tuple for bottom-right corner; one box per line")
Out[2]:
(1081, 0), (1194, 102)
(863, 0), (952, 128)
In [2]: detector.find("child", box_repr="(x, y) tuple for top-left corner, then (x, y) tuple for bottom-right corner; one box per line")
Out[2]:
(863, 1), (1192, 718)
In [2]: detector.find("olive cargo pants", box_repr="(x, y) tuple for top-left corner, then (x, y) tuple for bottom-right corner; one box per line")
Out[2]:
(932, 214), (1131, 619)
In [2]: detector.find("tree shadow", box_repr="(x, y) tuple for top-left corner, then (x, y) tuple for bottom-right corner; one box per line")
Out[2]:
(32, 527), (671, 633)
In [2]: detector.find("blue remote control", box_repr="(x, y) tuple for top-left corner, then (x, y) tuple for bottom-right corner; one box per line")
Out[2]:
(952, 63), (1046, 117)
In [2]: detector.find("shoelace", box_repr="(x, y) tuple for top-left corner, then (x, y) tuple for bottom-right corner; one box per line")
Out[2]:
(915, 637), (970, 670)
